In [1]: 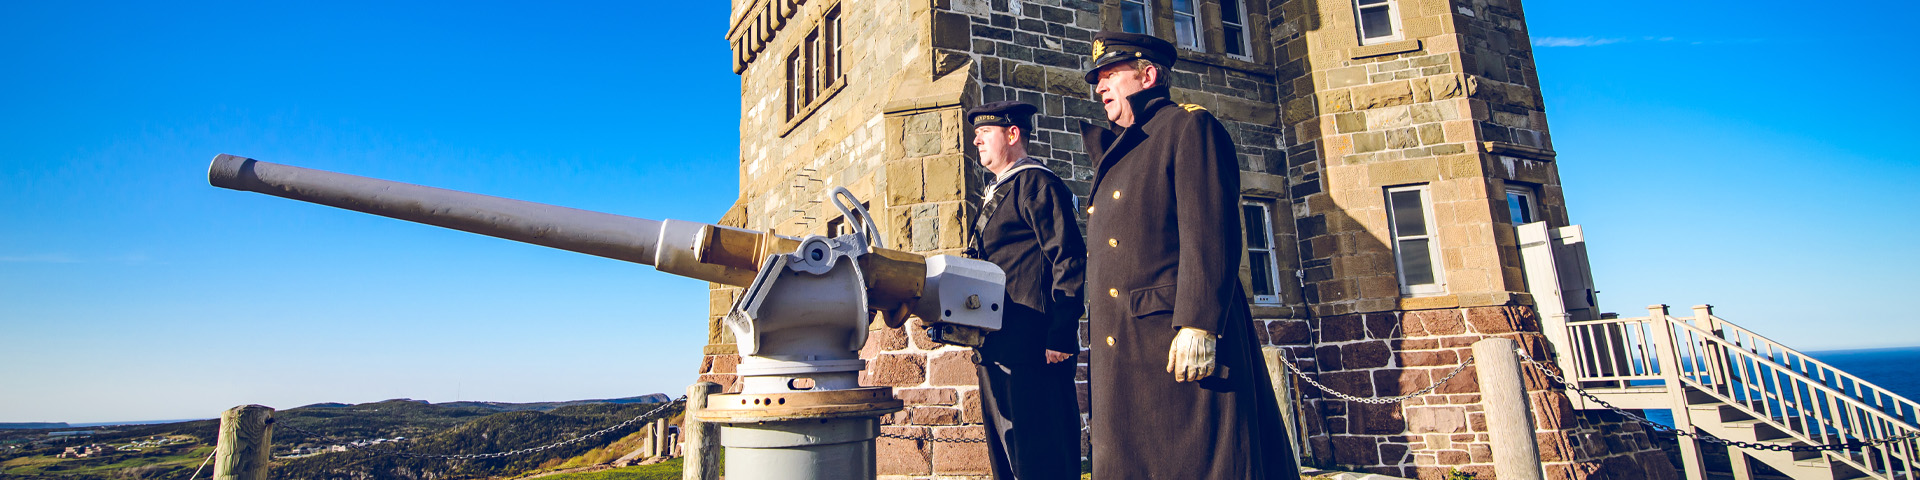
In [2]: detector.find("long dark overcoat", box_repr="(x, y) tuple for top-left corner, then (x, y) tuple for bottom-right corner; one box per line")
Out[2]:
(1079, 85), (1297, 480)
(968, 163), (1087, 479)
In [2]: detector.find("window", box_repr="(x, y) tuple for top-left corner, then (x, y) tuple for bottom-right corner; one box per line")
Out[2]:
(1242, 200), (1282, 304)
(785, 5), (844, 121)
(1505, 185), (1537, 225)
(1171, 0), (1202, 50)
(1354, 0), (1401, 45)
(1221, 0), (1252, 57)
(1386, 185), (1444, 296)
(1120, 0), (1151, 34)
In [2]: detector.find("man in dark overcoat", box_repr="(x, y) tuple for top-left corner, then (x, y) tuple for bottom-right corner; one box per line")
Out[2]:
(1076, 32), (1298, 480)
(962, 100), (1087, 479)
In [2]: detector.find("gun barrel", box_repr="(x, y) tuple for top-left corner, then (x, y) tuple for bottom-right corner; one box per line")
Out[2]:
(208, 154), (746, 278)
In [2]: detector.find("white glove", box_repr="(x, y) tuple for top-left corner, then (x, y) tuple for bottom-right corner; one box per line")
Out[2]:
(1165, 327), (1217, 382)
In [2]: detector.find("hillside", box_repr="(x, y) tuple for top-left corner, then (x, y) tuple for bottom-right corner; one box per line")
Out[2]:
(0, 395), (673, 480)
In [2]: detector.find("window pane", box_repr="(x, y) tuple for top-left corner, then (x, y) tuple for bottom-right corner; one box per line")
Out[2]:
(1357, 0), (1388, 5)
(1398, 238), (1435, 285)
(1250, 251), (1276, 297)
(1223, 0), (1243, 19)
(1172, 0), (1196, 14)
(1507, 194), (1534, 224)
(1225, 25), (1245, 56)
(1389, 190), (1426, 237)
(1360, 5), (1393, 39)
(1121, 3), (1146, 33)
(1174, 16), (1199, 49)
(1242, 205), (1265, 246)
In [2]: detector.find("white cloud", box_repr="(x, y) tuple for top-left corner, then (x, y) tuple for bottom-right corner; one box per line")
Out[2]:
(1532, 37), (1625, 47)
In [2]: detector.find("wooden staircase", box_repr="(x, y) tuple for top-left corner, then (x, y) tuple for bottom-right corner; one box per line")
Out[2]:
(1549, 305), (1916, 480)
(1516, 223), (1916, 480)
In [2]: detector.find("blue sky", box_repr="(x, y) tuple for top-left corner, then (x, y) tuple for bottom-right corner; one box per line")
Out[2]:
(3, 1), (1915, 423)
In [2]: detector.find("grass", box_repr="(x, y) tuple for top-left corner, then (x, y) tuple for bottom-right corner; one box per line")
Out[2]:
(532, 457), (686, 480)
(0, 445), (212, 475)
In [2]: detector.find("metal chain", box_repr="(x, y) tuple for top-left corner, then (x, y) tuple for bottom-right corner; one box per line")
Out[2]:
(1513, 350), (1920, 452)
(877, 432), (989, 443)
(1276, 351), (1477, 404)
(272, 397), (686, 460)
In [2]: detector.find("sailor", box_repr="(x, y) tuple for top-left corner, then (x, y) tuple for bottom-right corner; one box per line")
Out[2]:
(1077, 31), (1298, 480)
(963, 100), (1087, 480)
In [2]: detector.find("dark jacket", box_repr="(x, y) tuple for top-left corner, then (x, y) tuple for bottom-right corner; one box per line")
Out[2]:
(1080, 85), (1296, 480)
(969, 163), (1087, 364)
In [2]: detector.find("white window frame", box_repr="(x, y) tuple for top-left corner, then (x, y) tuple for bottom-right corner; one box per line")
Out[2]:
(1504, 185), (1538, 226)
(1221, 0), (1253, 59)
(1242, 199), (1283, 305)
(1386, 185), (1445, 296)
(1120, 0), (1153, 35)
(1354, 0), (1403, 46)
(1171, 0), (1204, 51)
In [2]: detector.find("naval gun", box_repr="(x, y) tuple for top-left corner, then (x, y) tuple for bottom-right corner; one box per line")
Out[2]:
(207, 154), (1003, 479)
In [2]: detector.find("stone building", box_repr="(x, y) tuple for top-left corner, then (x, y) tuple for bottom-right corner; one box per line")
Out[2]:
(700, 0), (1678, 478)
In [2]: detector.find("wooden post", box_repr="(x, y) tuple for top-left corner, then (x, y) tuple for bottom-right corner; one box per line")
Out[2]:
(1260, 346), (1305, 467)
(1651, 304), (1707, 480)
(213, 405), (274, 480)
(683, 382), (721, 480)
(1473, 338), (1544, 480)
(654, 417), (669, 458)
(641, 423), (657, 459)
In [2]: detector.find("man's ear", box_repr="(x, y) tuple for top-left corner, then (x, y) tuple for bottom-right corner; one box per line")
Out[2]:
(1143, 64), (1162, 89)
(1006, 125), (1022, 143)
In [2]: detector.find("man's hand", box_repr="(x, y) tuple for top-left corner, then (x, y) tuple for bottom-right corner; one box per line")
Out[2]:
(1165, 327), (1217, 382)
(1045, 349), (1074, 364)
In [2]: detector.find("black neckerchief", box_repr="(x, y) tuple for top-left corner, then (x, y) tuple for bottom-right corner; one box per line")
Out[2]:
(965, 158), (1048, 259)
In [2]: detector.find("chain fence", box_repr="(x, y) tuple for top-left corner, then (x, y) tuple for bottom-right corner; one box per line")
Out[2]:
(1513, 349), (1920, 453)
(270, 397), (685, 460)
(877, 431), (990, 443)
(1276, 351), (1477, 405)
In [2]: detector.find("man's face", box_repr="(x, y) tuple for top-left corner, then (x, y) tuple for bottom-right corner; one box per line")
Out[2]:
(972, 125), (1021, 174)
(1094, 62), (1154, 127)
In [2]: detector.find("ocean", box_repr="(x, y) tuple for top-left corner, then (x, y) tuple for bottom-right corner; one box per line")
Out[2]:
(1640, 346), (1920, 427)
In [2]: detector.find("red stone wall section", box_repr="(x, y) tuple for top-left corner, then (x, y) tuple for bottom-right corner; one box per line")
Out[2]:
(1262, 305), (1679, 480)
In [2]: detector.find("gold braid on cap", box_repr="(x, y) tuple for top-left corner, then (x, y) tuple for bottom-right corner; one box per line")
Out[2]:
(1091, 39), (1105, 59)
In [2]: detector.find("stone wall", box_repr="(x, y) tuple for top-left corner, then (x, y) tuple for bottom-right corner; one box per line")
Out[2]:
(713, 0), (1674, 478)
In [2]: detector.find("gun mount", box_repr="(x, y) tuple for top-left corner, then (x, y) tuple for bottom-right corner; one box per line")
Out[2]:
(208, 154), (1004, 479)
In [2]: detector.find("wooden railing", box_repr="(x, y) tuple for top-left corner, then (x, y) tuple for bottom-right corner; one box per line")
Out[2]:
(1561, 305), (1919, 479)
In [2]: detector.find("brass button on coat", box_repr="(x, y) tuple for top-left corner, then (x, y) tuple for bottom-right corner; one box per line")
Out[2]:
(1108, 288), (1119, 297)
(1088, 205), (1096, 214)
(1106, 336), (1115, 346)
(1111, 190), (1122, 199)
(1108, 238), (1118, 247)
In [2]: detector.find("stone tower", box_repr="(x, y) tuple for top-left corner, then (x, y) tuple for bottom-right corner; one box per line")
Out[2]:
(704, 0), (1678, 478)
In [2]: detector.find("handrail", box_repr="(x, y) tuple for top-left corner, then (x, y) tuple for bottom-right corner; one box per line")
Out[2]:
(1666, 316), (1916, 479)
(1559, 308), (1918, 479)
(1711, 316), (1918, 425)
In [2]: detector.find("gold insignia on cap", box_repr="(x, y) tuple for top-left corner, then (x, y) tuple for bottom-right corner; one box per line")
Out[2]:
(1091, 40), (1105, 58)
(975, 114), (1004, 124)
(1181, 103), (1208, 112)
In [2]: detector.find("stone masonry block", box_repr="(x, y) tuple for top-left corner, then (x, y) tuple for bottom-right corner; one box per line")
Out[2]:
(962, 388), (984, 423)
(932, 425), (991, 473)
(1354, 81), (1414, 109)
(923, 155), (966, 202)
(927, 350), (979, 386)
(862, 353), (926, 387)
(896, 387), (958, 406)
(907, 406), (962, 425)
(1320, 314), (1366, 342)
(877, 426), (933, 475)
(1342, 341), (1391, 369)
(885, 161), (924, 205)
